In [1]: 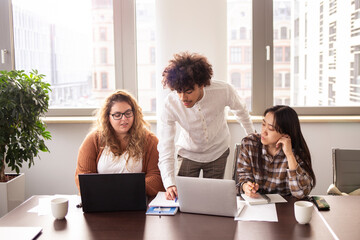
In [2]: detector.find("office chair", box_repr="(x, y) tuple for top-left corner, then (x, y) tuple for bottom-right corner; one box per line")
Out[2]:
(330, 148), (360, 194)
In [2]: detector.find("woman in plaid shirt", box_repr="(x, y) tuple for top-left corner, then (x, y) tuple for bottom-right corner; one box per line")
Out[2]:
(237, 105), (316, 199)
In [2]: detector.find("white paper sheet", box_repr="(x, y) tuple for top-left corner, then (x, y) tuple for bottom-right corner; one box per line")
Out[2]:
(0, 227), (42, 240)
(235, 197), (278, 222)
(148, 191), (179, 207)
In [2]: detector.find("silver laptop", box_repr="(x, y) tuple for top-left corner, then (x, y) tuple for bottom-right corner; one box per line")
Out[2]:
(175, 176), (237, 217)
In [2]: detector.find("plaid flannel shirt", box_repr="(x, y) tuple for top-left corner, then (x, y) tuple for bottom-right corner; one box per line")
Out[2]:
(236, 133), (313, 199)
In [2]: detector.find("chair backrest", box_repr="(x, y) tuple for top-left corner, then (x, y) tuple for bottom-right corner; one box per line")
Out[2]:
(332, 148), (360, 193)
(232, 143), (241, 185)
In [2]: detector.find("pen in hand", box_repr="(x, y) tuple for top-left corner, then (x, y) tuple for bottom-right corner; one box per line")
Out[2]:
(246, 181), (259, 198)
(249, 182), (259, 192)
(174, 197), (178, 203)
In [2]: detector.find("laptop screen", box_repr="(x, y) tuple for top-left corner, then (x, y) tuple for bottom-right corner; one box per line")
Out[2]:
(79, 173), (147, 213)
(175, 176), (237, 217)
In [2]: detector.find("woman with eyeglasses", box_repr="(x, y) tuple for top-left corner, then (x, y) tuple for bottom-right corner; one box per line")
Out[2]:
(75, 90), (164, 197)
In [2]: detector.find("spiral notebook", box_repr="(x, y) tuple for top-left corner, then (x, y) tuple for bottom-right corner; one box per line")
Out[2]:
(241, 193), (287, 205)
(241, 193), (270, 205)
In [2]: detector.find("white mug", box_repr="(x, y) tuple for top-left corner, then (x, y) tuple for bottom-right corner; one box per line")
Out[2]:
(294, 201), (314, 224)
(51, 198), (69, 220)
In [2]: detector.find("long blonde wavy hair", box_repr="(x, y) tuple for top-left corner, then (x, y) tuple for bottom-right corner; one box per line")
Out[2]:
(95, 90), (150, 162)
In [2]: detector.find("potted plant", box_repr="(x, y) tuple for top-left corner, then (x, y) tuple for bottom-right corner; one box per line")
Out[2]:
(0, 70), (51, 216)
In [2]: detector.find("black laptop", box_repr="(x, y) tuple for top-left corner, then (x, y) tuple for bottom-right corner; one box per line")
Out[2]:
(78, 173), (147, 213)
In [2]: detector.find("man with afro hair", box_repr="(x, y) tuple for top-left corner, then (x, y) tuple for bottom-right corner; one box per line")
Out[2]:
(158, 52), (255, 200)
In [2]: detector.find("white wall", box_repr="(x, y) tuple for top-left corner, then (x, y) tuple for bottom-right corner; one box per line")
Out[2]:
(155, 0), (227, 117)
(5, 123), (92, 197)
(155, 0), (227, 81)
(5, 120), (360, 199)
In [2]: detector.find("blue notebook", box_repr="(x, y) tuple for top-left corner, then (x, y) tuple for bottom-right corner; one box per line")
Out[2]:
(146, 207), (178, 215)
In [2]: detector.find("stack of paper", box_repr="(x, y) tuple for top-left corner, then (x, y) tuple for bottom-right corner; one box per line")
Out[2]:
(148, 192), (179, 207)
(235, 194), (287, 222)
(146, 192), (179, 216)
(235, 199), (278, 222)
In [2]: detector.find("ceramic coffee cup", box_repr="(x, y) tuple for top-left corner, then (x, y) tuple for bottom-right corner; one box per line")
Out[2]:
(51, 198), (69, 220)
(294, 201), (314, 224)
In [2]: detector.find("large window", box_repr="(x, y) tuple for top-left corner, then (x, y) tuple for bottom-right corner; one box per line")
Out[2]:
(1, 0), (359, 116)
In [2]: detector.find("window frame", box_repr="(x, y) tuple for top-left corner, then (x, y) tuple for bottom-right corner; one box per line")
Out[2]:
(0, 0), (15, 71)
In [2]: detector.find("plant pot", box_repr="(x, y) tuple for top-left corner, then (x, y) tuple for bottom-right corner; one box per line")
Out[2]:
(0, 173), (25, 217)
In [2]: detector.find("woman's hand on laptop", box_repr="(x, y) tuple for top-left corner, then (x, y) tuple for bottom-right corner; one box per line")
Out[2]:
(243, 181), (259, 198)
(166, 186), (178, 200)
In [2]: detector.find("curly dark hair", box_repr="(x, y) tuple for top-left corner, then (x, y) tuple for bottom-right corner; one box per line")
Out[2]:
(162, 52), (213, 92)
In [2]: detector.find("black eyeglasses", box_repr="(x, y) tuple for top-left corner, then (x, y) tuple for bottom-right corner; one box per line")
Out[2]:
(110, 110), (134, 120)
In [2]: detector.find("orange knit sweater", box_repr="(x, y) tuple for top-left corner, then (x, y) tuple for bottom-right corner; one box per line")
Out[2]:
(75, 130), (164, 197)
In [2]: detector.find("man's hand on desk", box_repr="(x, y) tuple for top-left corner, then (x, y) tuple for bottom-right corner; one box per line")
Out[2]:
(166, 186), (178, 200)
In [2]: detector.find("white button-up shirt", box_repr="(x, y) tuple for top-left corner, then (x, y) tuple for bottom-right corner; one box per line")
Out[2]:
(158, 80), (255, 189)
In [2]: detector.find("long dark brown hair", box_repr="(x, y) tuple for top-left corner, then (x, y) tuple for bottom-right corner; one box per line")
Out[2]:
(261, 105), (316, 187)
